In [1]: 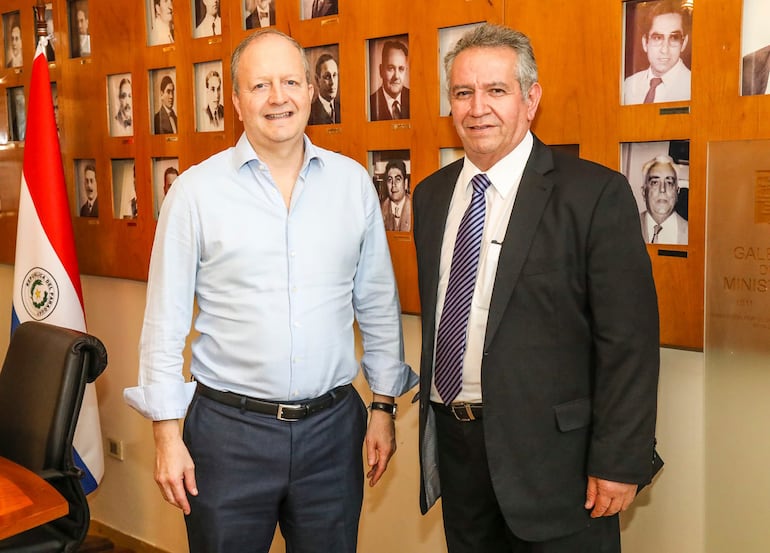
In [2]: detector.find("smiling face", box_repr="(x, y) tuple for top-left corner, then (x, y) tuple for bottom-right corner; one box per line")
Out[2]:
(643, 162), (678, 224)
(449, 46), (541, 171)
(380, 46), (406, 99)
(232, 33), (313, 155)
(642, 12), (688, 77)
(317, 58), (338, 101)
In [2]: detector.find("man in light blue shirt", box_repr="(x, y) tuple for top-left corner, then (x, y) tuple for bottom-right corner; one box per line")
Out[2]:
(124, 29), (416, 553)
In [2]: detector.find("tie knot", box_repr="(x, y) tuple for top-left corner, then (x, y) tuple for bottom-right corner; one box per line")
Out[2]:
(649, 77), (663, 89)
(471, 173), (492, 195)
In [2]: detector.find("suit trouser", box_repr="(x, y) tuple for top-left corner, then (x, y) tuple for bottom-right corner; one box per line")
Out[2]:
(434, 407), (621, 553)
(183, 388), (368, 553)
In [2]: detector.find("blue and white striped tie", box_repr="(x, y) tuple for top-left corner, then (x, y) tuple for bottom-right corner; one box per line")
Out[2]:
(434, 173), (492, 404)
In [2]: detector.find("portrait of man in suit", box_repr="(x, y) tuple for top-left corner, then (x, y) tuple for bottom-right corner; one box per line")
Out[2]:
(369, 37), (410, 121)
(4, 14), (23, 68)
(639, 155), (688, 245)
(148, 0), (174, 46)
(622, 0), (692, 105)
(198, 69), (224, 132)
(305, 0), (337, 19)
(740, 1), (770, 96)
(244, 0), (275, 29)
(71, 1), (91, 57)
(193, 0), (221, 39)
(109, 75), (133, 137)
(79, 162), (98, 218)
(379, 159), (411, 232)
(413, 24), (660, 553)
(308, 48), (340, 126)
(7, 86), (26, 141)
(153, 73), (178, 135)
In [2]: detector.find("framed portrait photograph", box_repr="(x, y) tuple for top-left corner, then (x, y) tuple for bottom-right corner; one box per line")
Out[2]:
(194, 60), (224, 132)
(149, 67), (178, 135)
(244, 0), (275, 29)
(7, 87), (26, 142)
(67, 0), (90, 58)
(74, 159), (99, 218)
(147, 0), (175, 47)
(368, 149), (412, 233)
(621, 0), (692, 105)
(438, 23), (484, 117)
(300, 0), (337, 21)
(620, 139), (690, 245)
(111, 158), (137, 219)
(306, 44), (340, 126)
(152, 157), (179, 220)
(4, 11), (23, 68)
(107, 73), (134, 137)
(740, 0), (770, 96)
(192, 0), (221, 39)
(367, 35), (410, 122)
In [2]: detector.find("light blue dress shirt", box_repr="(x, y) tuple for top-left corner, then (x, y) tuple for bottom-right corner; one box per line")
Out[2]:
(124, 134), (417, 420)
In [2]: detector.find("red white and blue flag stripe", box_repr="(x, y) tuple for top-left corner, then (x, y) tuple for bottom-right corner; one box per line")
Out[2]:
(10, 40), (103, 494)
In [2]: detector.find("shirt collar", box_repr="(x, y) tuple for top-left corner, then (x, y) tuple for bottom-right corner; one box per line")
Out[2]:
(233, 133), (324, 173)
(458, 131), (534, 200)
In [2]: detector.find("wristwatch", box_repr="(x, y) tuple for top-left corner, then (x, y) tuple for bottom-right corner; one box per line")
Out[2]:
(369, 401), (397, 419)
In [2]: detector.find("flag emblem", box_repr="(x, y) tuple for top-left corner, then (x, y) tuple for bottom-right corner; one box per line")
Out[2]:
(21, 267), (59, 320)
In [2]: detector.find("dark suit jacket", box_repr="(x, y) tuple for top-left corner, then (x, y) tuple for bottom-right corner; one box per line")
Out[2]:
(245, 6), (275, 29)
(742, 44), (770, 96)
(413, 137), (660, 542)
(311, 0), (337, 17)
(154, 107), (177, 135)
(308, 96), (340, 125)
(369, 87), (410, 121)
(80, 198), (98, 218)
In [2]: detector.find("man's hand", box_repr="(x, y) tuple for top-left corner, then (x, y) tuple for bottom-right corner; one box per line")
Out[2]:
(584, 476), (638, 518)
(153, 419), (198, 515)
(365, 395), (396, 487)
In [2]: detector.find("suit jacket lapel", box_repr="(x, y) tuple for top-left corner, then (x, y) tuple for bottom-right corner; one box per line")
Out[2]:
(484, 139), (554, 350)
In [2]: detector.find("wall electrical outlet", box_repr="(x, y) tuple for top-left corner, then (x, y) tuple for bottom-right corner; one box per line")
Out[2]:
(107, 437), (125, 461)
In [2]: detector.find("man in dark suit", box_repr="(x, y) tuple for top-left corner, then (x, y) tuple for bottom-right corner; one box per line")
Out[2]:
(154, 75), (177, 134)
(308, 53), (340, 125)
(200, 70), (224, 132)
(369, 40), (410, 121)
(413, 24), (660, 552)
(245, 0), (275, 29)
(79, 163), (98, 217)
(742, 43), (770, 96)
(310, 0), (337, 18)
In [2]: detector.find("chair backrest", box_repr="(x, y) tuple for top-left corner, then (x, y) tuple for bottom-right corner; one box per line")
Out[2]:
(0, 321), (107, 552)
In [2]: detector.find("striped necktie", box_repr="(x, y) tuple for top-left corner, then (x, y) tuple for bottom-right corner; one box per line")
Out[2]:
(434, 173), (492, 404)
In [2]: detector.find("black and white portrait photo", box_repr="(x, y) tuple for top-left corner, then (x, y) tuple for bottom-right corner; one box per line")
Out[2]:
(193, 0), (221, 39)
(194, 60), (224, 132)
(147, 0), (174, 46)
(75, 159), (99, 218)
(112, 158), (137, 219)
(7, 86), (26, 141)
(244, 0), (274, 29)
(68, 0), (90, 58)
(621, 140), (690, 245)
(108, 73), (134, 137)
(306, 44), (340, 126)
(150, 67), (178, 135)
(301, 0), (337, 21)
(369, 150), (411, 232)
(152, 157), (179, 219)
(740, 0), (770, 96)
(368, 35), (410, 121)
(4, 12), (23, 68)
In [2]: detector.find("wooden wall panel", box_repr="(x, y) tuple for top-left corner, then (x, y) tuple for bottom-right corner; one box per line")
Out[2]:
(1, 0), (769, 347)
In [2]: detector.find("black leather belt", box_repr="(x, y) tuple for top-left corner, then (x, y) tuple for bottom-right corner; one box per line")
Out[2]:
(431, 401), (483, 422)
(196, 382), (351, 421)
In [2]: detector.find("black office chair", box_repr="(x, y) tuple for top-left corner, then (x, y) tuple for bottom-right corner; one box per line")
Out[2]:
(0, 321), (108, 553)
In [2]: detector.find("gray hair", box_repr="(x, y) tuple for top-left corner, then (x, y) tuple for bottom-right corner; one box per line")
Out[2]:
(642, 155), (678, 186)
(444, 23), (538, 96)
(231, 29), (311, 94)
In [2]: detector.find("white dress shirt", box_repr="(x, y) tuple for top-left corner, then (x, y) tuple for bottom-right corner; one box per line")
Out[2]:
(623, 58), (691, 105)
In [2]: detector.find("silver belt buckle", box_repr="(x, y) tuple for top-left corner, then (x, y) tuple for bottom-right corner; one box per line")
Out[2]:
(276, 403), (304, 421)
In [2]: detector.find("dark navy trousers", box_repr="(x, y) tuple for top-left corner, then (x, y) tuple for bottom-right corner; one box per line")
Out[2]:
(183, 388), (368, 553)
